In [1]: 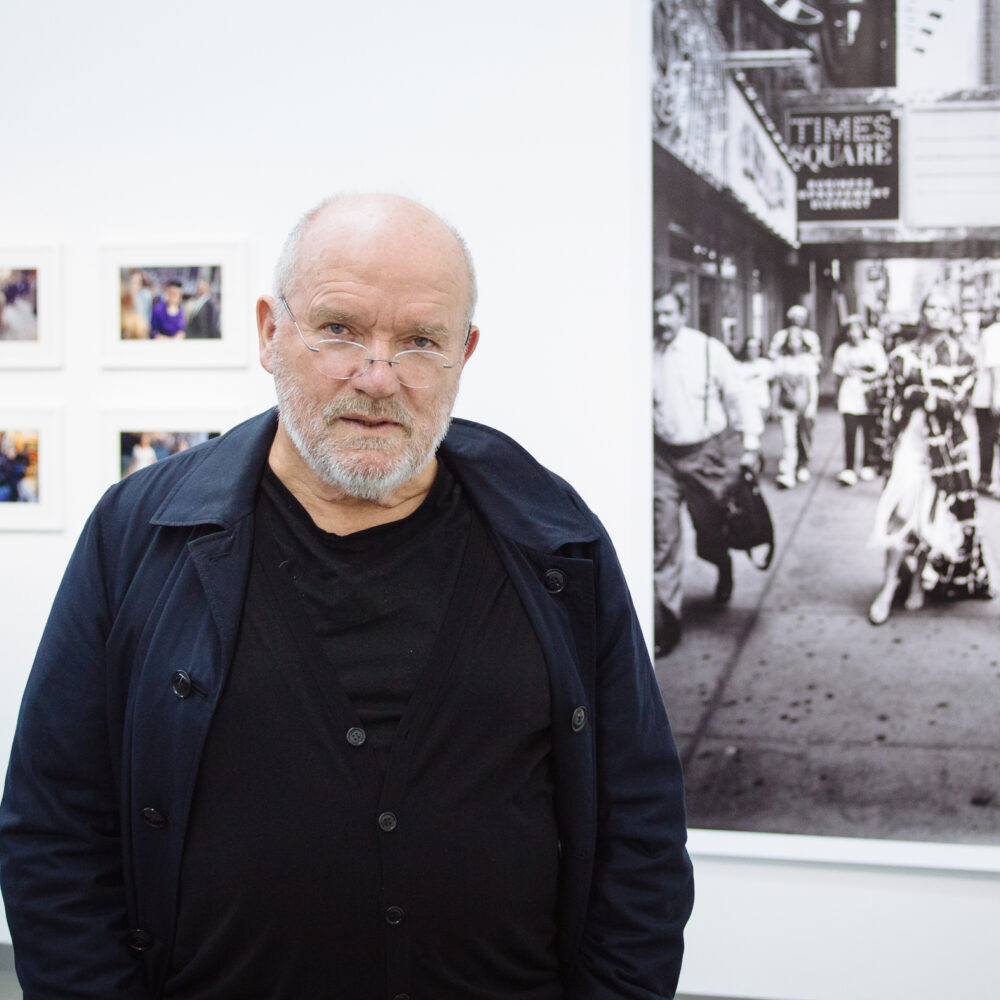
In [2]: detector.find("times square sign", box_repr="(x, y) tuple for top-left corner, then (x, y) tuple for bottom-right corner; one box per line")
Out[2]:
(786, 108), (900, 222)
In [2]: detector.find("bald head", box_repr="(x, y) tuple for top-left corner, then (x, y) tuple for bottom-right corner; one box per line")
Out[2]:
(273, 194), (478, 330)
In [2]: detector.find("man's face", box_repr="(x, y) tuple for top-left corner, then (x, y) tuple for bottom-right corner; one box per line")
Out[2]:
(165, 285), (183, 308)
(654, 294), (685, 344)
(260, 199), (478, 502)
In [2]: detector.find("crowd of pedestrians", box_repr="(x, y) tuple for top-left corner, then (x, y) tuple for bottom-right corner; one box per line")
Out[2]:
(653, 286), (998, 653)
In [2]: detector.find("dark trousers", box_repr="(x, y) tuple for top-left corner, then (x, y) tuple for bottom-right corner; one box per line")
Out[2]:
(842, 413), (877, 470)
(976, 408), (999, 486)
(653, 433), (734, 617)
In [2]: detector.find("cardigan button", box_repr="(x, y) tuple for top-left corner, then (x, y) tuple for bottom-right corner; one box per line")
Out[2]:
(141, 807), (167, 828)
(345, 727), (366, 747)
(378, 811), (398, 832)
(171, 671), (193, 699)
(543, 568), (567, 593)
(385, 906), (405, 926)
(127, 928), (154, 953)
(571, 706), (588, 732)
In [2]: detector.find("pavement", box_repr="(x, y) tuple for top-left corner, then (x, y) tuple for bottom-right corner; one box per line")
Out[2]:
(655, 404), (1000, 844)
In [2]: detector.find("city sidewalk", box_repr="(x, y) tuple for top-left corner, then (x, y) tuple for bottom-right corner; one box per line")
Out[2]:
(655, 405), (1000, 843)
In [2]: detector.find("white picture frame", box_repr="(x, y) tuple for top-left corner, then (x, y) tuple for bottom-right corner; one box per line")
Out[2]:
(102, 408), (246, 488)
(0, 247), (62, 369)
(0, 408), (63, 531)
(688, 827), (1000, 874)
(101, 243), (249, 369)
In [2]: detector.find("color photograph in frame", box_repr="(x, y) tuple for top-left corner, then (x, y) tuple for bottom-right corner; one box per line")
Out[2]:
(101, 245), (247, 369)
(102, 410), (245, 489)
(0, 247), (62, 369)
(0, 409), (63, 531)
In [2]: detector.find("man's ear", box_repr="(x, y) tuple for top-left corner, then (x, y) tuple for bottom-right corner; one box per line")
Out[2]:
(462, 325), (480, 364)
(257, 296), (279, 374)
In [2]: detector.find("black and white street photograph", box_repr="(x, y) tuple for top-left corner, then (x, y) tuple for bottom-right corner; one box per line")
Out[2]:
(652, 0), (1000, 850)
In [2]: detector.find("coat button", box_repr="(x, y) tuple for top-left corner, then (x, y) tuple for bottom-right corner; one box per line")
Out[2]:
(543, 568), (566, 593)
(345, 727), (366, 747)
(385, 906), (405, 926)
(378, 811), (398, 832)
(141, 807), (167, 828)
(571, 706), (588, 732)
(393, 995), (411, 1000)
(127, 928), (154, 953)
(171, 671), (193, 699)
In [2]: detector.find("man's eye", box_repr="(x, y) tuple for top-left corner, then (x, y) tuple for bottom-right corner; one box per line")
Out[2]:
(325, 323), (349, 338)
(411, 336), (435, 350)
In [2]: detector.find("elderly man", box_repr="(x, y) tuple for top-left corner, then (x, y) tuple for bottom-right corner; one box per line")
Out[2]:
(0, 195), (693, 999)
(652, 287), (759, 655)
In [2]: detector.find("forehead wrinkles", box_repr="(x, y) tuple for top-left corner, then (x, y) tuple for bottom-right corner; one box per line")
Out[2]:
(300, 278), (463, 337)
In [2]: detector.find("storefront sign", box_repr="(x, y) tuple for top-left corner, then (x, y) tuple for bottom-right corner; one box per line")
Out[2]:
(725, 79), (797, 245)
(786, 107), (900, 221)
(651, 0), (727, 186)
(905, 103), (1000, 227)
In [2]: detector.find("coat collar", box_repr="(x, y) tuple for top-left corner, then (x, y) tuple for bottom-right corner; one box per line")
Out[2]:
(150, 410), (278, 528)
(440, 418), (599, 553)
(151, 409), (597, 553)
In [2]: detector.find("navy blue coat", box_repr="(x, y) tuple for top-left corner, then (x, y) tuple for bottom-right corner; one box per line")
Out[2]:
(0, 410), (693, 998)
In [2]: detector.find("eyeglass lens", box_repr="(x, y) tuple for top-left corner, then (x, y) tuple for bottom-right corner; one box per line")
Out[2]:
(313, 341), (446, 389)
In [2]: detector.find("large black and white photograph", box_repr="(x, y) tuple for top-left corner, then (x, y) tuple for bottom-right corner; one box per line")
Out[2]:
(651, 0), (1000, 858)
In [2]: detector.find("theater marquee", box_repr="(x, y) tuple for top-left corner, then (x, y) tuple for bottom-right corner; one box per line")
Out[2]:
(786, 107), (900, 223)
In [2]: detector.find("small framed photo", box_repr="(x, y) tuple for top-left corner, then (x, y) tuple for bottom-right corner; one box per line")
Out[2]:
(101, 244), (248, 369)
(0, 409), (63, 531)
(102, 409), (245, 487)
(0, 247), (62, 368)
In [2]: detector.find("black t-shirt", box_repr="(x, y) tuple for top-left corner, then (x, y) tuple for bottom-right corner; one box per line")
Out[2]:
(165, 461), (563, 999)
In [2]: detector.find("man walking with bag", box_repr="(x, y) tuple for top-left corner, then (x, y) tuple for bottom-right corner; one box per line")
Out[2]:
(652, 287), (759, 655)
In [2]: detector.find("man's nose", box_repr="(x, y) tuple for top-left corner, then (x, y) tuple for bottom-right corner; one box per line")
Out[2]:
(349, 354), (401, 395)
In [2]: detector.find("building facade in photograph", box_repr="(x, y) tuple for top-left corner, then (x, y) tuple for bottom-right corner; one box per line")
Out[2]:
(653, 0), (1000, 360)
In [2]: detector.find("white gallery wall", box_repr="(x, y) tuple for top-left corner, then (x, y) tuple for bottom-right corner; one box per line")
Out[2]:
(1, 1), (998, 996)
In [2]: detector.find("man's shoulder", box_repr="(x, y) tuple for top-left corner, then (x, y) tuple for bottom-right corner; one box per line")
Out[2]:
(441, 418), (600, 550)
(678, 325), (708, 345)
(443, 418), (571, 490)
(96, 410), (276, 529)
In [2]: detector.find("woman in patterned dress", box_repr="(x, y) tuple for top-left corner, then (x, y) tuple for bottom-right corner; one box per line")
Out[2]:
(868, 289), (993, 624)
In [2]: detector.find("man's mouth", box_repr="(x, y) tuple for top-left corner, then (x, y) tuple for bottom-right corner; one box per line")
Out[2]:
(322, 398), (414, 436)
(340, 416), (399, 429)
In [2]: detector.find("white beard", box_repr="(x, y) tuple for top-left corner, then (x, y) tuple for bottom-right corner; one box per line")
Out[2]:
(272, 354), (457, 503)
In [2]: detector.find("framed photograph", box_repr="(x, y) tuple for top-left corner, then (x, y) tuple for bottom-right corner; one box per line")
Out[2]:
(0, 247), (62, 368)
(102, 410), (245, 488)
(0, 409), (63, 530)
(101, 244), (248, 369)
